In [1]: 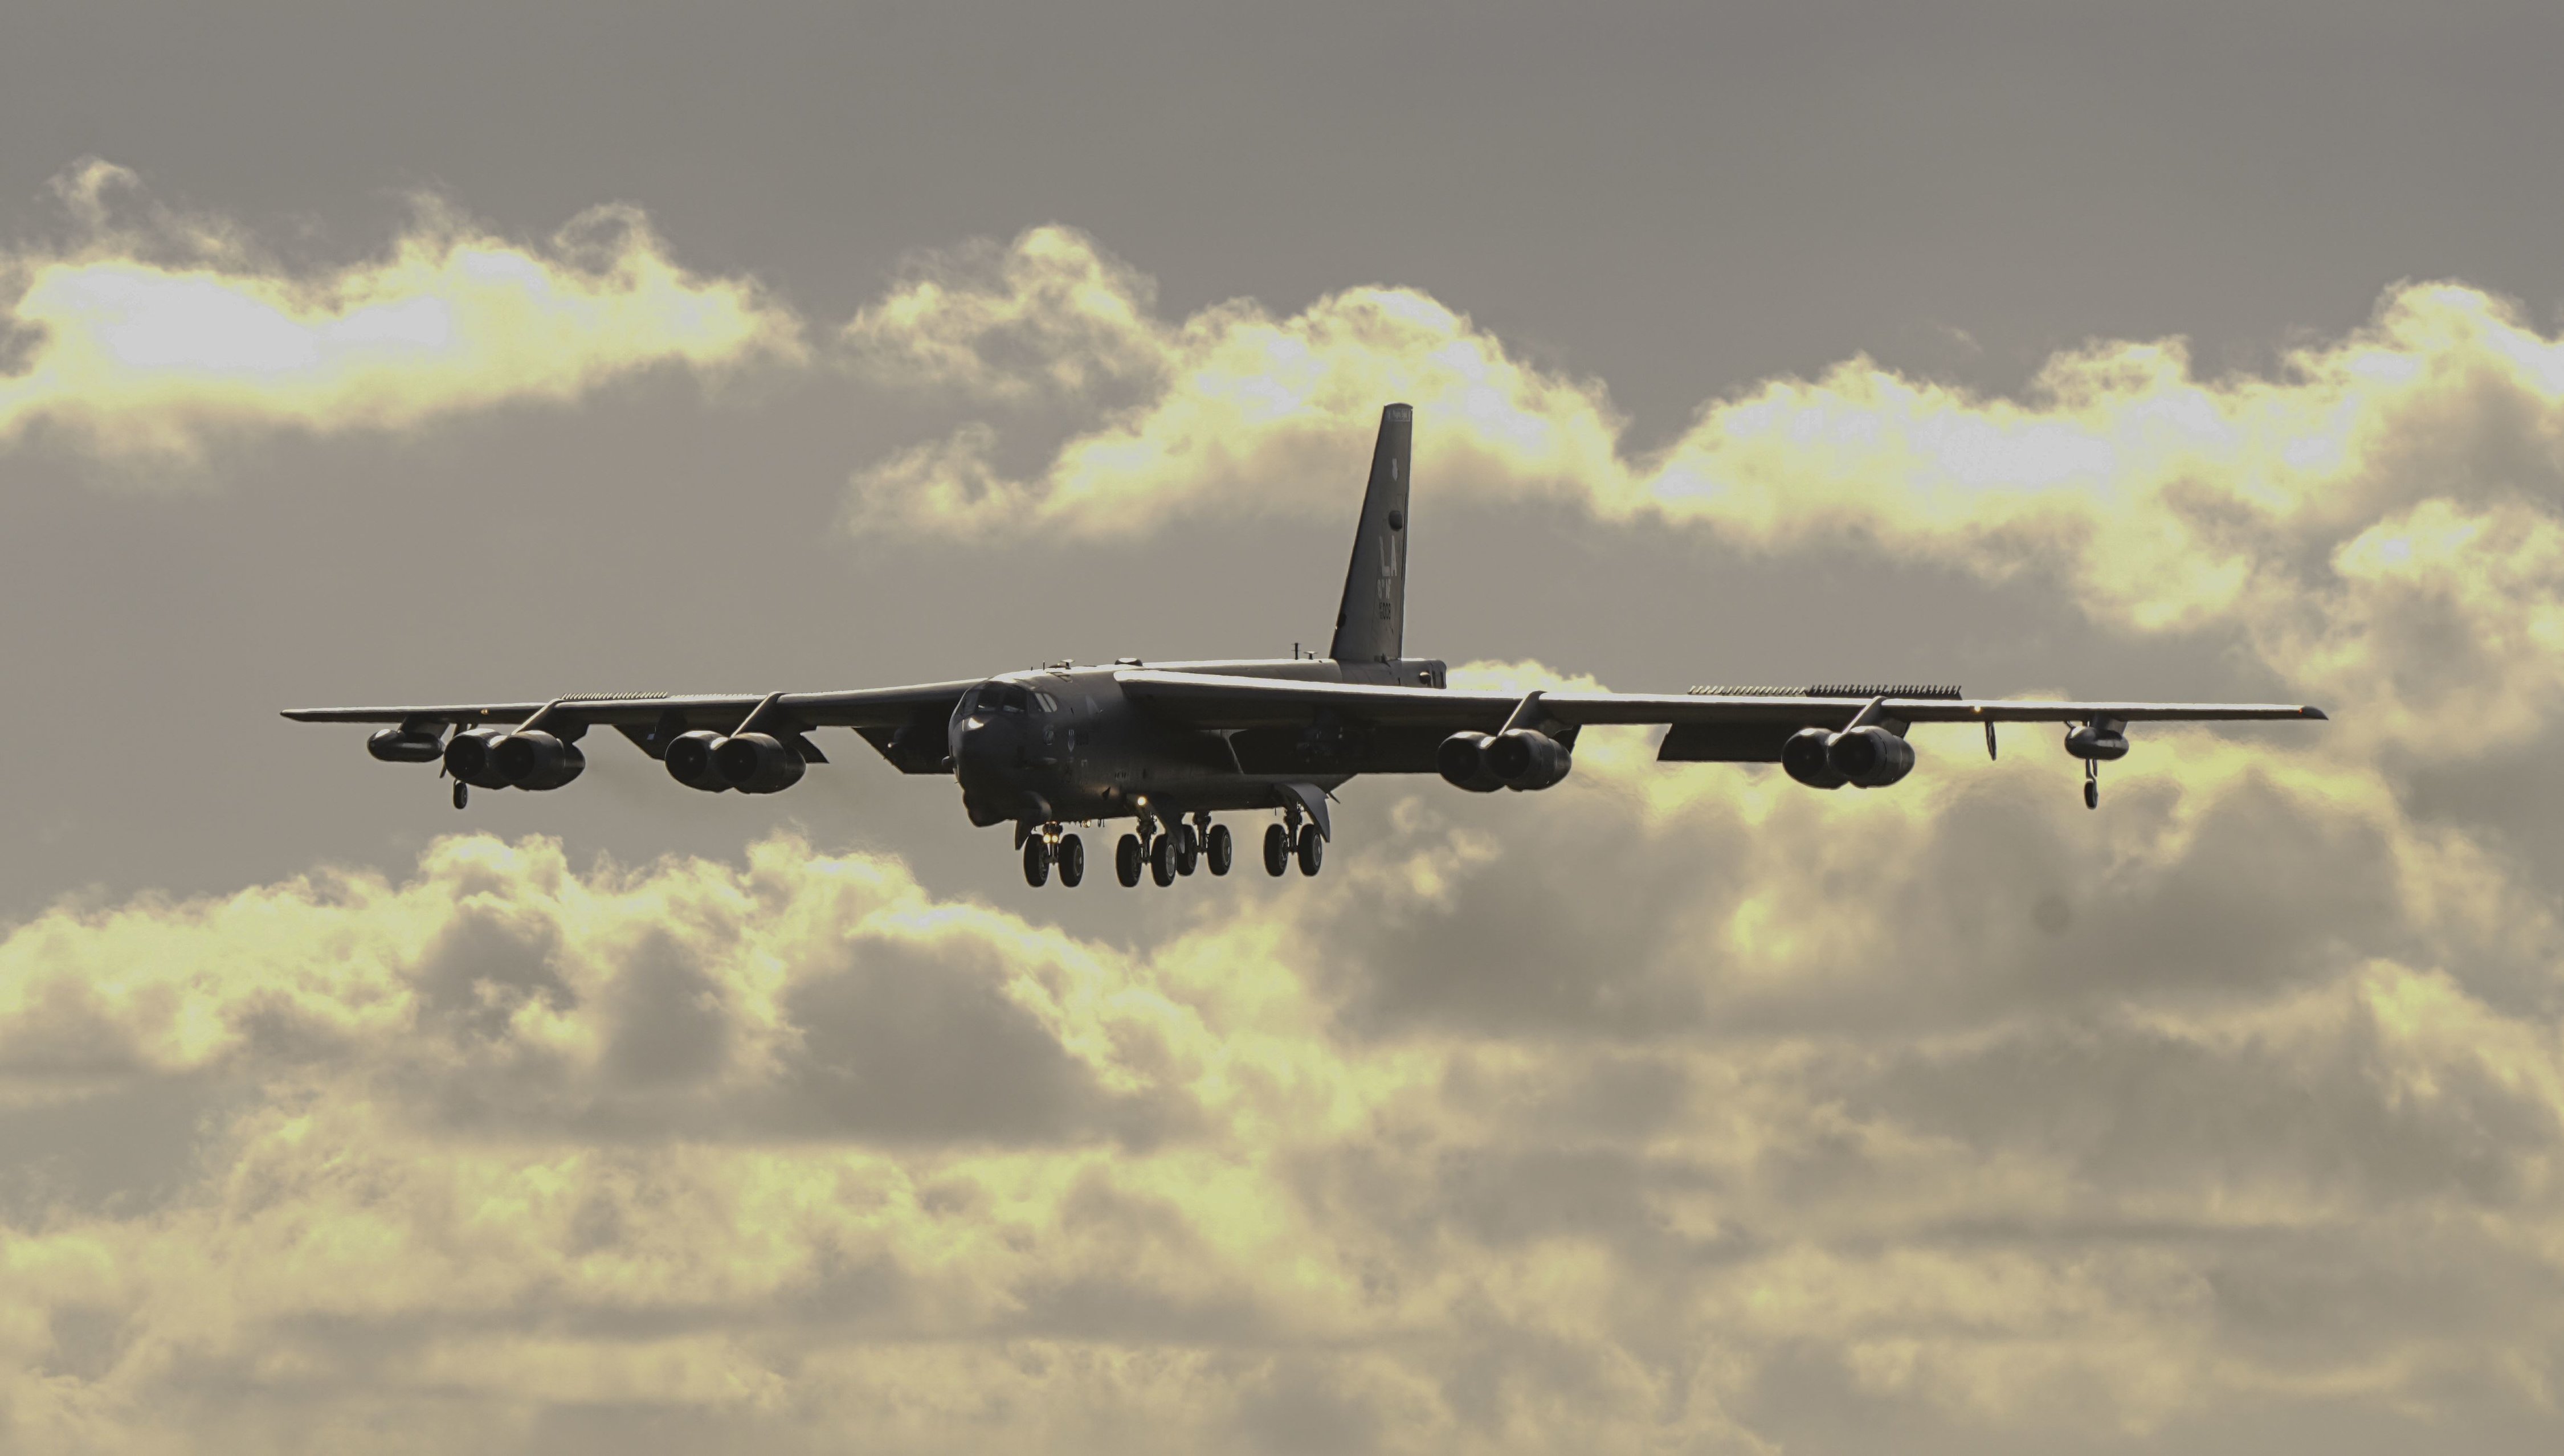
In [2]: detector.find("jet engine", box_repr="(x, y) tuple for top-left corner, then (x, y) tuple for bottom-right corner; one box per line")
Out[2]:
(1782, 725), (1915, 789)
(442, 727), (516, 790)
(1827, 725), (1915, 787)
(492, 730), (585, 791)
(1436, 731), (1505, 792)
(1484, 728), (1573, 790)
(1781, 727), (1847, 789)
(367, 727), (444, 763)
(664, 730), (731, 791)
(713, 732), (807, 794)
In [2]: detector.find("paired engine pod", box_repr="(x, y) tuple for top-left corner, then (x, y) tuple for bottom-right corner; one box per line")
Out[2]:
(664, 730), (730, 791)
(442, 727), (516, 790)
(1436, 732), (1505, 792)
(492, 730), (584, 791)
(367, 727), (445, 763)
(1485, 728), (1572, 791)
(713, 732), (807, 794)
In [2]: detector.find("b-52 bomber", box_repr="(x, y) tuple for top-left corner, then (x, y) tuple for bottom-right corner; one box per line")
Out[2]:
(287, 405), (2326, 889)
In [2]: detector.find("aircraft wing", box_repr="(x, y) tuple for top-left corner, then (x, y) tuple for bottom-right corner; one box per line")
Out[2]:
(1116, 670), (2324, 763)
(281, 680), (980, 772)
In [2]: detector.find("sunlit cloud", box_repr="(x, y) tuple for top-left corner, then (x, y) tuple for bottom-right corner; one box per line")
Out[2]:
(3, 680), (2556, 1450)
(0, 160), (803, 466)
(842, 230), (2564, 756)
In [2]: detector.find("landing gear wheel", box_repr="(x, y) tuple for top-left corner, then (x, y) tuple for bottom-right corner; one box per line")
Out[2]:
(2084, 759), (2100, 811)
(1263, 823), (1291, 876)
(452, 782), (469, 810)
(1057, 834), (1085, 887)
(1150, 833), (1178, 886)
(1023, 836), (1051, 887)
(1116, 833), (1145, 887)
(1205, 823), (1234, 876)
(1174, 822), (1199, 876)
(1296, 827), (1324, 877)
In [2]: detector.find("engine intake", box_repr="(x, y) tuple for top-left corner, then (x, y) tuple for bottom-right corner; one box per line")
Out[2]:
(1436, 731), (1504, 792)
(442, 727), (515, 790)
(713, 732), (807, 794)
(492, 730), (585, 791)
(1782, 727), (1847, 789)
(664, 730), (731, 791)
(1484, 729), (1572, 791)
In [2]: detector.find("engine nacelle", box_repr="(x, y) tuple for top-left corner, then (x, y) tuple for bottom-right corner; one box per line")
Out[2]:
(1485, 729), (1572, 791)
(713, 732), (807, 794)
(1782, 727), (1847, 789)
(492, 730), (585, 791)
(1826, 725), (1916, 788)
(442, 727), (515, 789)
(2064, 722), (2129, 761)
(368, 727), (444, 763)
(1436, 732), (1505, 792)
(664, 730), (731, 791)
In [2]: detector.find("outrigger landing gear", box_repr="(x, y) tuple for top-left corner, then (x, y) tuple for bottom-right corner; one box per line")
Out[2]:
(452, 781), (469, 810)
(2084, 759), (2100, 811)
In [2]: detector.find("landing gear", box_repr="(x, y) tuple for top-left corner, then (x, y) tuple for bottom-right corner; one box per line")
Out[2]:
(452, 781), (469, 810)
(1150, 832), (1179, 886)
(1173, 821), (1200, 876)
(2084, 759), (2100, 811)
(1057, 833), (1084, 887)
(1264, 823), (1291, 876)
(1296, 827), (1324, 876)
(1023, 835), (1051, 887)
(1116, 833), (1145, 887)
(1205, 823), (1234, 876)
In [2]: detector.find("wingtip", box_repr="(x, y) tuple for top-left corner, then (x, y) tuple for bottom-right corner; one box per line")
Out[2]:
(2302, 706), (2329, 720)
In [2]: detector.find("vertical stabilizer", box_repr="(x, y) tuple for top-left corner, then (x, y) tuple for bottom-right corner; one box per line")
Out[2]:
(1328, 403), (1413, 663)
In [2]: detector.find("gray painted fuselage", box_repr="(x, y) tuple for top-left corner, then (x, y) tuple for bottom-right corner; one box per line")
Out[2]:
(950, 655), (1446, 828)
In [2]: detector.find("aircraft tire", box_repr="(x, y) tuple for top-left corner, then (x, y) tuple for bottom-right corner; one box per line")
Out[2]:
(1058, 834), (1084, 887)
(2085, 779), (2100, 810)
(1263, 824), (1290, 876)
(452, 782), (469, 810)
(1116, 833), (1145, 887)
(1205, 824), (1234, 876)
(1296, 827), (1324, 877)
(1150, 833), (1178, 886)
(1174, 823), (1199, 876)
(1023, 836), (1051, 887)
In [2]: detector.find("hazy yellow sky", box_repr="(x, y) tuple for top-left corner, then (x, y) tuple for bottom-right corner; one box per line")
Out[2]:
(4, 4), (2563, 1453)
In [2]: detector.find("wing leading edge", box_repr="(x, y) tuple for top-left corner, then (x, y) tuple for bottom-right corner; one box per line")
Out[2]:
(1115, 669), (2324, 755)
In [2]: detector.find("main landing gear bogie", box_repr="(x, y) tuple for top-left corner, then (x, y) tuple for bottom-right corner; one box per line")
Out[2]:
(1068, 815), (1309, 888)
(1023, 827), (1085, 887)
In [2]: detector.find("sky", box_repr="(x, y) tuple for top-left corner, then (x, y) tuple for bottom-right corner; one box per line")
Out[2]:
(4, 2), (2563, 1451)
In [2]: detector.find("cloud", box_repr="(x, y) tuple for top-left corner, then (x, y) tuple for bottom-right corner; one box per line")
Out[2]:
(0, 160), (803, 466)
(841, 230), (2564, 758)
(2, 678), (2558, 1452)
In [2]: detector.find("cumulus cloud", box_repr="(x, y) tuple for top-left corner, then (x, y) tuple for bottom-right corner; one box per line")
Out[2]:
(0, 160), (802, 465)
(3, 683), (2558, 1453)
(841, 230), (2564, 758)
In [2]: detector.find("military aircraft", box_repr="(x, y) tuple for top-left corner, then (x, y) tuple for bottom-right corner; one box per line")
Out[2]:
(287, 404), (2326, 889)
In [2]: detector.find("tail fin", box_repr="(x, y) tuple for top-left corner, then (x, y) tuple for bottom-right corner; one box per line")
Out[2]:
(1328, 403), (1412, 664)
